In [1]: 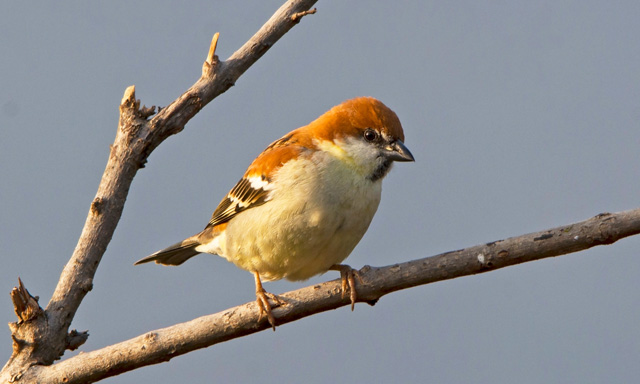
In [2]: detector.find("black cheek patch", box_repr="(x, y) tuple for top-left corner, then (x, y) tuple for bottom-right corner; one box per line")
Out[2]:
(369, 159), (392, 182)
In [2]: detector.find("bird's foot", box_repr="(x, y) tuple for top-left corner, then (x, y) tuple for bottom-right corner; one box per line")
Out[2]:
(253, 272), (282, 331)
(330, 264), (362, 311)
(255, 288), (282, 331)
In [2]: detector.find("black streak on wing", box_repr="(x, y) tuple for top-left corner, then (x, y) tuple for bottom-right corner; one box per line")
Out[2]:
(266, 133), (294, 150)
(206, 177), (271, 228)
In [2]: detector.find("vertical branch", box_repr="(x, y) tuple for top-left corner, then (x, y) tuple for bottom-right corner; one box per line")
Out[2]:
(45, 85), (147, 345)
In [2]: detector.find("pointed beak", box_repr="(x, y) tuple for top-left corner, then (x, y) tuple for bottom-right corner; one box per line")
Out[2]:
(383, 139), (415, 162)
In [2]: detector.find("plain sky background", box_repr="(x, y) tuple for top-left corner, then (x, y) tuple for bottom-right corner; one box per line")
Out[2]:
(2, 1), (639, 383)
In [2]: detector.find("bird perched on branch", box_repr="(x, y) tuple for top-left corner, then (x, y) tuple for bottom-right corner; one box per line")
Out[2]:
(135, 97), (414, 329)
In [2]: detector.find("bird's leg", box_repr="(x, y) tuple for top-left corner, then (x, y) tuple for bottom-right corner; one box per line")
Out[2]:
(253, 271), (281, 331)
(329, 264), (362, 311)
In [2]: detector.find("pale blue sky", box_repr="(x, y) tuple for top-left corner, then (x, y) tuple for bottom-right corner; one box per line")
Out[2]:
(2, 1), (639, 383)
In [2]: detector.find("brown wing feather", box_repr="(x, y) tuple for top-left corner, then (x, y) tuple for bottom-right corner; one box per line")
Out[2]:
(205, 136), (311, 229)
(206, 177), (270, 228)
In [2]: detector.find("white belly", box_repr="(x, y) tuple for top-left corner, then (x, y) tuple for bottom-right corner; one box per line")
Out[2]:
(217, 155), (382, 281)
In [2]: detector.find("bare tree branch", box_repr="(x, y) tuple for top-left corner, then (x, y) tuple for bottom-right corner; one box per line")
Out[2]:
(1, 0), (317, 382)
(14, 208), (640, 383)
(4, 0), (639, 383)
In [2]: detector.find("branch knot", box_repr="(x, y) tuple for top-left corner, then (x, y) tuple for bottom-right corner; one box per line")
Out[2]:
(202, 33), (221, 78)
(10, 278), (42, 323)
(291, 8), (317, 22)
(66, 330), (89, 351)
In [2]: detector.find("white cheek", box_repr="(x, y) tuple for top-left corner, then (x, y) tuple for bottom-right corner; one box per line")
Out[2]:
(326, 137), (381, 177)
(342, 137), (379, 161)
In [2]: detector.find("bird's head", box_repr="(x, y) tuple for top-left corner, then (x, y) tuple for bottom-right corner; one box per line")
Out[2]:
(308, 97), (414, 181)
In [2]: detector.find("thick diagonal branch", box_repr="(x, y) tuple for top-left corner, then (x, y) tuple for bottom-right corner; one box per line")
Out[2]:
(2, 0), (318, 380)
(18, 208), (640, 383)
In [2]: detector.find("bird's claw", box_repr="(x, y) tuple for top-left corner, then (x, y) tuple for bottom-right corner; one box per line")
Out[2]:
(253, 272), (282, 331)
(256, 288), (281, 331)
(330, 264), (362, 311)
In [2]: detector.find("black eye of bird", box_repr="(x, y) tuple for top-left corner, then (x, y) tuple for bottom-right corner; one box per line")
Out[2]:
(363, 128), (378, 142)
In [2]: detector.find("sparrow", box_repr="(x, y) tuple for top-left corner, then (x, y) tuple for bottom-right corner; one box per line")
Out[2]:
(135, 97), (414, 329)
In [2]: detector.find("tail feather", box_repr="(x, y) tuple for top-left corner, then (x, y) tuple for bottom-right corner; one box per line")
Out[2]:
(134, 238), (201, 266)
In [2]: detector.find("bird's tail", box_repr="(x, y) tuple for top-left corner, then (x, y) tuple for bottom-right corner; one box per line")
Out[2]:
(134, 237), (201, 266)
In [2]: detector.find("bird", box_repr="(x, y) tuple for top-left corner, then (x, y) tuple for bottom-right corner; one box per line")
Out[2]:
(135, 97), (414, 329)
